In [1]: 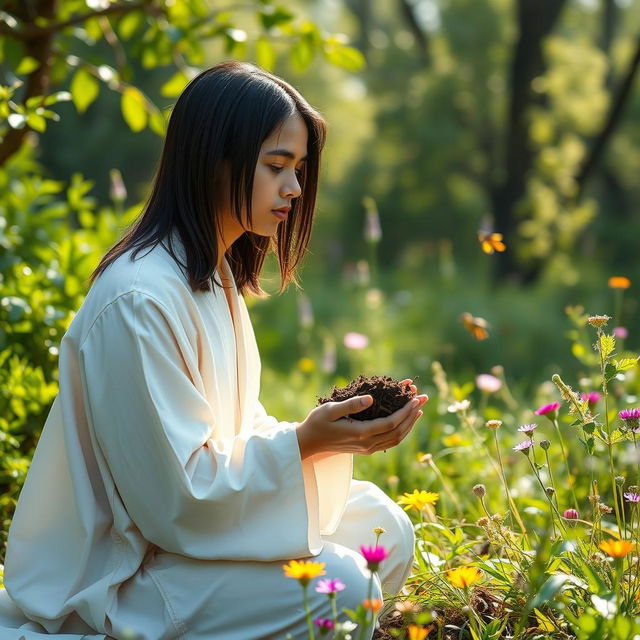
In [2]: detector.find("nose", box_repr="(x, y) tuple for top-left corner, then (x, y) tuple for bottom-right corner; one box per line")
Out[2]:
(281, 172), (302, 199)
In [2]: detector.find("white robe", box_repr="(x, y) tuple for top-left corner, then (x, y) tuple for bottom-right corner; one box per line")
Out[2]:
(0, 233), (414, 639)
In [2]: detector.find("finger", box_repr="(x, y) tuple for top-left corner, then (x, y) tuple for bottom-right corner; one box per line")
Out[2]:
(324, 395), (373, 421)
(361, 396), (425, 436)
(375, 409), (423, 452)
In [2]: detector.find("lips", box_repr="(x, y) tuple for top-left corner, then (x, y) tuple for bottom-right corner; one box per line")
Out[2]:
(272, 206), (290, 220)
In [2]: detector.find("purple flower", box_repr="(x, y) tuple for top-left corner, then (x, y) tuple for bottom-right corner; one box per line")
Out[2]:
(624, 492), (640, 503)
(359, 545), (389, 572)
(518, 423), (538, 434)
(315, 578), (346, 594)
(513, 439), (533, 453)
(581, 392), (601, 408)
(476, 374), (502, 393)
(619, 408), (640, 421)
(314, 618), (335, 634)
(563, 509), (579, 520)
(535, 402), (560, 418)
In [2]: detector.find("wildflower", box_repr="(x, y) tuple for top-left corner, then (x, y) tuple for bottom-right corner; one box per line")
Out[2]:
(313, 618), (335, 635)
(343, 332), (369, 350)
(473, 484), (486, 498)
(478, 231), (506, 254)
(476, 374), (502, 393)
(587, 315), (611, 328)
(387, 475), (399, 490)
(619, 408), (640, 430)
(629, 485), (639, 493)
(477, 517), (489, 527)
(363, 196), (382, 243)
(460, 312), (489, 341)
(598, 503), (613, 514)
(613, 327), (629, 339)
(315, 578), (345, 594)
(397, 490), (439, 512)
(615, 476), (625, 487)
(563, 509), (579, 520)
(395, 600), (420, 615)
(447, 399), (470, 413)
(447, 566), (483, 589)
(518, 423), (537, 434)
(298, 357), (315, 373)
(373, 526), (386, 536)
(513, 439), (533, 453)
(407, 625), (429, 640)
(540, 439), (551, 450)
(535, 402), (560, 419)
(608, 276), (631, 290)
(599, 539), (634, 558)
(417, 452), (433, 465)
(624, 492), (640, 503)
(581, 392), (601, 408)
(359, 545), (388, 572)
(282, 560), (326, 586)
(485, 419), (502, 430)
(363, 598), (383, 612)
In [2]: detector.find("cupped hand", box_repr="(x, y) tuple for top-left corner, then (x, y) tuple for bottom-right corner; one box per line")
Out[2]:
(296, 386), (428, 460)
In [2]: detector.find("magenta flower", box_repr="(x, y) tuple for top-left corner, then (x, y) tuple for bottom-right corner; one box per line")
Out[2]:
(563, 509), (579, 520)
(315, 578), (346, 594)
(581, 392), (601, 408)
(476, 374), (502, 393)
(513, 439), (533, 453)
(624, 492), (640, 503)
(535, 402), (560, 418)
(619, 408), (640, 421)
(314, 618), (335, 634)
(613, 326), (628, 339)
(343, 332), (369, 350)
(518, 423), (538, 434)
(359, 545), (389, 572)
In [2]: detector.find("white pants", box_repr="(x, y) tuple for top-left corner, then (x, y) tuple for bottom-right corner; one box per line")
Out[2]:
(0, 480), (414, 640)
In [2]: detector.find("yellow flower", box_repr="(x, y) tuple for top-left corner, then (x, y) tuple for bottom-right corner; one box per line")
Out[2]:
(442, 433), (464, 447)
(599, 539), (634, 558)
(478, 232), (506, 254)
(298, 357), (315, 373)
(397, 490), (439, 512)
(282, 560), (326, 586)
(407, 624), (429, 640)
(608, 276), (631, 290)
(447, 566), (483, 589)
(363, 598), (383, 612)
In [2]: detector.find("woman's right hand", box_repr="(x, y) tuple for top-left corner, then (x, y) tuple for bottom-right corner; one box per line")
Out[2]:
(295, 390), (428, 460)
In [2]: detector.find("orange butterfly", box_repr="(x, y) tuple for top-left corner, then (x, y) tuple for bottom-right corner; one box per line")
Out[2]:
(478, 232), (506, 254)
(460, 312), (490, 341)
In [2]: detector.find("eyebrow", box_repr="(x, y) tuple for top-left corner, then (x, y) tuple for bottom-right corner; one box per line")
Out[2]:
(265, 149), (308, 162)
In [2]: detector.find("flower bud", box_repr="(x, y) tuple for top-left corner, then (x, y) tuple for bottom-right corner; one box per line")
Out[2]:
(373, 527), (386, 536)
(563, 509), (579, 520)
(598, 503), (613, 514)
(545, 487), (555, 497)
(540, 439), (551, 450)
(615, 476), (625, 486)
(628, 485), (639, 493)
(477, 517), (489, 527)
(473, 484), (486, 498)
(485, 419), (502, 430)
(587, 315), (610, 328)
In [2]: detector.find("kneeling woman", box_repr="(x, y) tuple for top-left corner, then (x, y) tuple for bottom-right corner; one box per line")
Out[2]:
(0, 61), (427, 639)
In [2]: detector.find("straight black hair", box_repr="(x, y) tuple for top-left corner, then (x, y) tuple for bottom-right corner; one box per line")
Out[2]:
(90, 60), (327, 295)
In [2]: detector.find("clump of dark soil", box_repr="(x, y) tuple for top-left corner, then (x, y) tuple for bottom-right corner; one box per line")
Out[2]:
(317, 375), (416, 421)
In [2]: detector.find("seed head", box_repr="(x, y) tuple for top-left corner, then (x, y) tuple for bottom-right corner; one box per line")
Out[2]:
(477, 517), (489, 527)
(598, 503), (613, 514)
(587, 315), (611, 328)
(545, 487), (555, 497)
(473, 484), (487, 498)
(540, 439), (551, 450)
(485, 419), (502, 430)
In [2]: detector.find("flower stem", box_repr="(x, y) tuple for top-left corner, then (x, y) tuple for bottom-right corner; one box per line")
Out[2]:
(302, 584), (316, 640)
(552, 418), (578, 508)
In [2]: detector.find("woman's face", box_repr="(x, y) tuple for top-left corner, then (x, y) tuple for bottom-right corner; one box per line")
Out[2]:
(220, 111), (309, 243)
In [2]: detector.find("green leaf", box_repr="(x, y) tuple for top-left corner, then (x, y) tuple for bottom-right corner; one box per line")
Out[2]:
(529, 573), (570, 608)
(600, 334), (615, 358)
(26, 113), (46, 132)
(323, 41), (365, 72)
(117, 10), (144, 40)
(121, 87), (147, 132)
(259, 6), (294, 30)
(614, 357), (638, 371)
(16, 56), (40, 75)
(290, 36), (315, 72)
(605, 362), (618, 381)
(148, 106), (167, 137)
(256, 37), (276, 71)
(70, 69), (100, 114)
(160, 71), (190, 98)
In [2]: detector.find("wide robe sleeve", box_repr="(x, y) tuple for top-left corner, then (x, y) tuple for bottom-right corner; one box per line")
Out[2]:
(79, 290), (313, 562)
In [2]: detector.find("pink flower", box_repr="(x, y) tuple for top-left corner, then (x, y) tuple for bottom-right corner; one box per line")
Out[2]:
(518, 423), (538, 434)
(623, 492), (640, 503)
(581, 392), (601, 408)
(315, 578), (346, 594)
(613, 326), (628, 339)
(344, 332), (369, 350)
(513, 439), (533, 453)
(563, 509), (579, 520)
(475, 374), (502, 393)
(535, 402), (560, 418)
(619, 408), (640, 422)
(359, 545), (389, 572)
(314, 618), (335, 634)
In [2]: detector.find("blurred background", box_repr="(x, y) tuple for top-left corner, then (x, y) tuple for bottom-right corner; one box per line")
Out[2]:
(1, 0), (639, 557)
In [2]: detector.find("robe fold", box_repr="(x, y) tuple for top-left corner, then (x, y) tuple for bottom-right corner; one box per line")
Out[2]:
(0, 233), (353, 638)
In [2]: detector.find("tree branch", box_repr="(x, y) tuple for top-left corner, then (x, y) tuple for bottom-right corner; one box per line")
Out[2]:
(397, 0), (430, 66)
